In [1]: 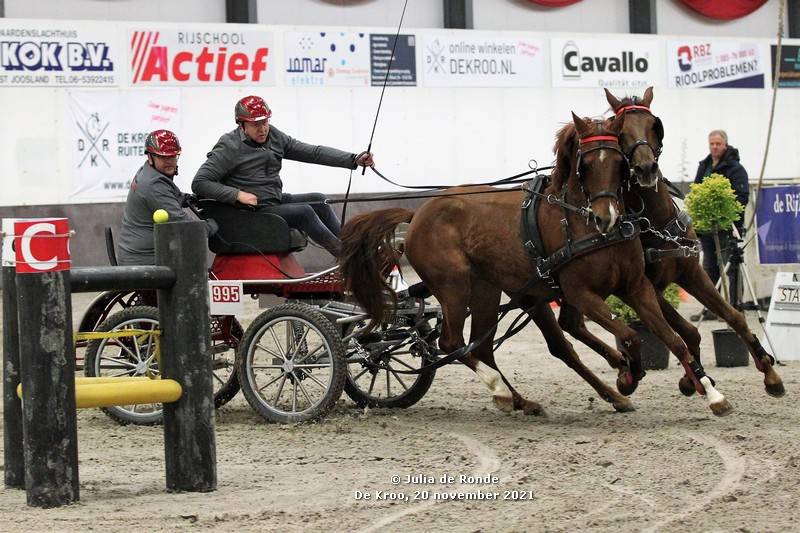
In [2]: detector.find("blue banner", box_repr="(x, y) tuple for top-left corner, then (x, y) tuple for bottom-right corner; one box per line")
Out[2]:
(756, 185), (800, 264)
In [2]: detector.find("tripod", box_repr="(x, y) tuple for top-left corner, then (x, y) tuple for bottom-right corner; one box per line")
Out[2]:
(696, 229), (782, 363)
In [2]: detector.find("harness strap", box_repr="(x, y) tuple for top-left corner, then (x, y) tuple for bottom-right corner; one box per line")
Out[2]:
(644, 246), (699, 263)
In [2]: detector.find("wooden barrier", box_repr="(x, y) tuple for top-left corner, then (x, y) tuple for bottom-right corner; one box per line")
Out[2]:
(1, 219), (216, 508)
(17, 379), (183, 409)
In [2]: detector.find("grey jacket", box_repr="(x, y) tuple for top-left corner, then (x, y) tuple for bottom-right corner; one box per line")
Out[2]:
(117, 163), (216, 266)
(192, 126), (358, 205)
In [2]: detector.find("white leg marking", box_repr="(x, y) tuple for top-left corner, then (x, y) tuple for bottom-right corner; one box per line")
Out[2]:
(700, 376), (725, 405)
(473, 361), (513, 399)
(598, 150), (606, 163)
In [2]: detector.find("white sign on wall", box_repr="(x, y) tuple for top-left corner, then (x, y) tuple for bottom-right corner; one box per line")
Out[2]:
(67, 89), (180, 199)
(551, 37), (660, 90)
(421, 33), (545, 87)
(284, 30), (370, 87)
(667, 40), (764, 89)
(0, 19), (120, 86)
(761, 272), (800, 361)
(127, 25), (276, 86)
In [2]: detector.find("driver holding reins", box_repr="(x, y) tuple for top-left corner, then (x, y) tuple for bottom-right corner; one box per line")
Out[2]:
(192, 95), (374, 255)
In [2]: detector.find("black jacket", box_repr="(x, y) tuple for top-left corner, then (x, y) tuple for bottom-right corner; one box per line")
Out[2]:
(694, 145), (749, 210)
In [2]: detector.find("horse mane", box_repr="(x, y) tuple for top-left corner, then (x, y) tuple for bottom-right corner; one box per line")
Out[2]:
(551, 122), (576, 190)
(551, 117), (611, 190)
(615, 94), (644, 108)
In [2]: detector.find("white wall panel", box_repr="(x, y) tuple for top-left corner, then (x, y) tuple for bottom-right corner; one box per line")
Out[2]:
(5, 0), (225, 23)
(472, 0), (628, 34)
(3, 20), (800, 207)
(257, 0), (443, 28)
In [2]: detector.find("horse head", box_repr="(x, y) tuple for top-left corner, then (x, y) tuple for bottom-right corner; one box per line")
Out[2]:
(605, 87), (663, 188)
(561, 112), (628, 235)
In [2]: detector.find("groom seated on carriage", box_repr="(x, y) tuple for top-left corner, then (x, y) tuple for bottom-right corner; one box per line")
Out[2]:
(117, 129), (218, 267)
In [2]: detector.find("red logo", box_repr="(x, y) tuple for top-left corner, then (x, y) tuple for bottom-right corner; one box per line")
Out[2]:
(130, 31), (269, 84)
(14, 218), (71, 274)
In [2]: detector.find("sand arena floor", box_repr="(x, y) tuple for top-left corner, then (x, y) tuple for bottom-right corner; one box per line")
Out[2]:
(1, 285), (798, 532)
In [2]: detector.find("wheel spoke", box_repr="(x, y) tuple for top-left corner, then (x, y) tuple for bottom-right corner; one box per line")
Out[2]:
(272, 373), (288, 403)
(298, 368), (327, 390)
(98, 356), (137, 369)
(255, 341), (285, 362)
(294, 342), (325, 364)
(367, 370), (378, 395)
(295, 376), (314, 406)
(105, 339), (141, 363)
(289, 326), (311, 359)
(256, 371), (285, 392)
(388, 368), (410, 391)
(389, 355), (417, 371)
(251, 364), (285, 369)
(386, 368), (391, 396)
(291, 379), (297, 412)
(268, 327), (287, 359)
(294, 363), (330, 369)
(352, 366), (370, 381)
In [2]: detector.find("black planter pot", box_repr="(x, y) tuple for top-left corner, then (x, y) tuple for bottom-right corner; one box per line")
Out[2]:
(712, 328), (749, 367)
(616, 322), (670, 370)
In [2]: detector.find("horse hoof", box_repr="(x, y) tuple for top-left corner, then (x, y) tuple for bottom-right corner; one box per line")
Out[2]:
(616, 373), (639, 396)
(521, 400), (546, 416)
(678, 375), (696, 397)
(765, 381), (786, 398)
(612, 399), (636, 413)
(492, 396), (514, 413)
(710, 398), (734, 417)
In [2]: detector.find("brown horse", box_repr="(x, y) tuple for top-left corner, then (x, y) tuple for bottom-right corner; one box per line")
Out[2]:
(559, 88), (784, 398)
(340, 113), (731, 416)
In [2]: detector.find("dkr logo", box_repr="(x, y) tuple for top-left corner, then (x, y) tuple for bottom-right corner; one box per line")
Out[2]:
(14, 218), (71, 273)
(130, 31), (269, 83)
(677, 46), (693, 72)
(0, 41), (113, 72)
(75, 112), (111, 168)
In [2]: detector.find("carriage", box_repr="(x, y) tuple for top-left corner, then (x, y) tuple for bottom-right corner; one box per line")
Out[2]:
(77, 199), (443, 425)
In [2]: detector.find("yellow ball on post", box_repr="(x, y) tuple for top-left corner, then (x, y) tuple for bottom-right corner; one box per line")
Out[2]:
(153, 209), (169, 224)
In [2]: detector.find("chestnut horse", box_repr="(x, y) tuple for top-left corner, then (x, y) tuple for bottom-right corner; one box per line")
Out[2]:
(558, 88), (784, 398)
(340, 113), (731, 416)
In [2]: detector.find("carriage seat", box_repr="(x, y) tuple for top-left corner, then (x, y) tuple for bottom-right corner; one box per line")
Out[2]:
(196, 200), (308, 255)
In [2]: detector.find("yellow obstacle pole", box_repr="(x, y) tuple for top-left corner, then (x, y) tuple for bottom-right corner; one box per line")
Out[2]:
(17, 379), (182, 409)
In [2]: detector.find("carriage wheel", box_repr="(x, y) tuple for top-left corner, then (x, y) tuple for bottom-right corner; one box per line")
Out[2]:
(343, 320), (437, 409)
(84, 306), (243, 425)
(237, 303), (346, 424)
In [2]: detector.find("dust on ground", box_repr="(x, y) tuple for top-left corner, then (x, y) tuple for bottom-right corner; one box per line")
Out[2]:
(1, 283), (798, 533)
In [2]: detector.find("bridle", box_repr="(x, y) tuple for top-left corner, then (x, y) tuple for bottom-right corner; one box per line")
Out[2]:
(574, 133), (628, 204)
(614, 104), (664, 163)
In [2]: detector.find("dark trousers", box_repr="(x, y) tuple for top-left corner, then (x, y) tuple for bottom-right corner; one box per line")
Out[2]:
(699, 230), (741, 302)
(257, 192), (341, 253)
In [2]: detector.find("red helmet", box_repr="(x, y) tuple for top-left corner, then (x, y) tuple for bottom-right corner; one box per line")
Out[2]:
(235, 95), (271, 123)
(145, 130), (181, 156)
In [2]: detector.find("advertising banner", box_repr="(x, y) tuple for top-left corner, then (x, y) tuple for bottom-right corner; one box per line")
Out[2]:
(370, 33), (416, 86)
(421, 33), (545, 87)
(756, 185), (800, 264)
(13, 218), (71, 273)
(284, 30), (370, 87)
(0, 19), (119, 87)
(128, 25), (275, 86)
(668, 40), (764, 89)
(771, 44), (800, 88)
(67, 89), (180, 199)
(550, 38), (659, 90)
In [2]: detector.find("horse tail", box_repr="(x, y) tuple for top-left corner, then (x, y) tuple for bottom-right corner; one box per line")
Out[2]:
(338, 207), (415, 328)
